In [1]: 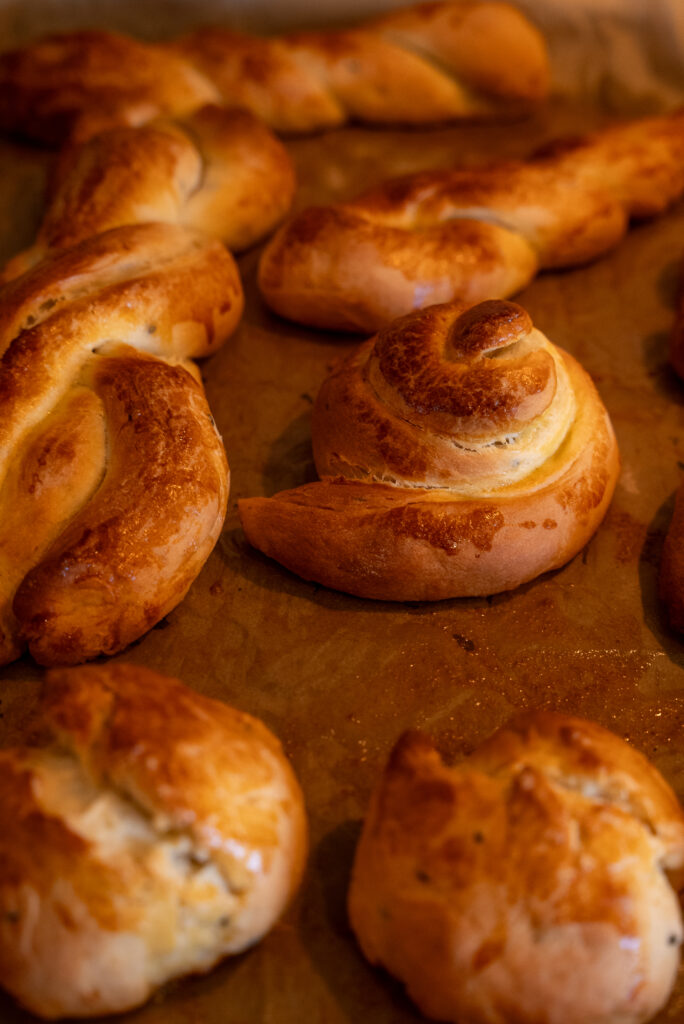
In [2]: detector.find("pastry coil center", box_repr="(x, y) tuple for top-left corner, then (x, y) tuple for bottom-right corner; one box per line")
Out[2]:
(320, 300), (576, 493)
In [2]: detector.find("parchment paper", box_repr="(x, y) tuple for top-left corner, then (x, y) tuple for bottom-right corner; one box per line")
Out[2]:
(0, 3), (683, 1023)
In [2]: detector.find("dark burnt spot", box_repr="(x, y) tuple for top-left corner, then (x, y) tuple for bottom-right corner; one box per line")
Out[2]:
(146, 323), (156, 334)
(453, 633), (475, 652)
(473, 831), (484, 843)
(558, 725), (602, 769)
(415, 869), (430, 884)
(385, 504), (504, 554)
(542, 519), (557, 530)
(38, 297), (57, 313)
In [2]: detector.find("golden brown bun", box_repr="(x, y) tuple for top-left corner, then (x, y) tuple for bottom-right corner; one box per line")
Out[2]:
(259, 110), (684, 331)
(349, 712), (684, 1024)
(3, 104), (296, 281)
(239, 300), (620, 601)
(0, 662), (308, 1019)
(171, 1), (549, 133)
(659, 480), (684, 632)
(0, 222), (241, 665)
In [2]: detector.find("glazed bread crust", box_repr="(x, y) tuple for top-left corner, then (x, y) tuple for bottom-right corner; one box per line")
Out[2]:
(0, 223), (239, 665)
(349, 712), (684, 1024)
(0, 663), (308, 1020)
(0, 6), (550, 145)
(259, 110), (684, 331)
(239, 300), (619, 601)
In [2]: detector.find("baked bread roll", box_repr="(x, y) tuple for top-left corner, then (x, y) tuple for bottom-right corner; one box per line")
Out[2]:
(349, 712), (684, 1024)
(171, 1), (550, 133)
(659, 480), (684, 632)
(0, 662), (308, 1019)
(259, 110), (684, 331)
(239, 300), (620, 601)
(0, 5), (550, 146)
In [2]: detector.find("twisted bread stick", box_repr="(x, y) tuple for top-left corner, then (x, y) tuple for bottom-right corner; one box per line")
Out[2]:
(239, 300), (619, 600)
(0, 4), (549, 146)
(349, 715), (684, 1024)
(259, 110), (684, 331)
(0, 104), (294, 665)
(3, 105), (295, 281)
(171, 1), (550, 133)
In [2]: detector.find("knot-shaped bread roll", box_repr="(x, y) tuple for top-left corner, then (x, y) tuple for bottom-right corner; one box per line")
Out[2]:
(239, 300), (619, 600)
(0, 4), (550, 145)
(259, 110), (684, 331)
(0, 662), (308, 1019)
(0, 90), (295, 664)
(349, 713), (684, 1024)
(0, 222), (239, 666)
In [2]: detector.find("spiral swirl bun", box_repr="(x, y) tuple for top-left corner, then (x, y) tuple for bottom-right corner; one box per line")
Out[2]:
(259, 110), (684, 331)
(239, 300), (619, 601)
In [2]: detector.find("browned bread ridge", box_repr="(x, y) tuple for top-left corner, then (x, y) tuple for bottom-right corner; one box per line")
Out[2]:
(0, 663), (308, 1019)
(349, 712), (684, 1024)
(0, 5), (550, 145)
(238, 300), (620, 601)
(0, 102), (294, 665)
(259, 110), (684, 331)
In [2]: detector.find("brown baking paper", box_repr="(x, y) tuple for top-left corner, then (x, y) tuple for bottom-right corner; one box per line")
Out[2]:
(0, 6), (684, 1023)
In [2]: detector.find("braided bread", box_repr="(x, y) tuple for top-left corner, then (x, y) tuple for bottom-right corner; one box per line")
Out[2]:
(259, 110), (684, 332)
(0, 101), (295, 665)
(170, 1), (550, 133)
(239, 300), (619, 601)
(0, 662), (308, 1019)
(349, 714), (684, 1024)
(0, 4), (550, 147)
(3, 104), (296, 282)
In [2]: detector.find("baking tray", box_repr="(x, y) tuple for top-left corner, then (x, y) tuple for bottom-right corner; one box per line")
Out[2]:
(0, 15), (683, 1024)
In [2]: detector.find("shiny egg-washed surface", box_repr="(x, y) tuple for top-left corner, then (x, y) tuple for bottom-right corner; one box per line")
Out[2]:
(1, 98), (684, 1022)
